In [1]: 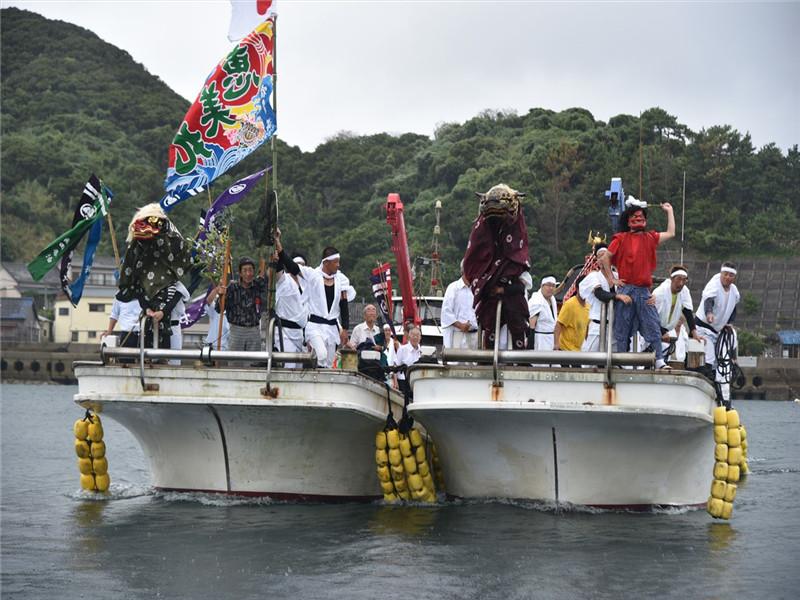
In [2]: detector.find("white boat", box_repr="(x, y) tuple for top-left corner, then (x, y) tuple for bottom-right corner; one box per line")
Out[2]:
(406, 308), (718, 509)
(74, 342), (403, 501)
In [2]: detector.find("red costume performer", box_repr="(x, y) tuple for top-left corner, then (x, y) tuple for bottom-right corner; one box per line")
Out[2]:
(463, 184), (531, 350)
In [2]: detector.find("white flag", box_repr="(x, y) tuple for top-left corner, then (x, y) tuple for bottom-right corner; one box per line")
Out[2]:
(228, 0), (277, 42)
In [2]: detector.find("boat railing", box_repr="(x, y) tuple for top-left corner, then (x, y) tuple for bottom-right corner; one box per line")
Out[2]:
(442, 296), (653, 374)
(110, 315), (315, 392)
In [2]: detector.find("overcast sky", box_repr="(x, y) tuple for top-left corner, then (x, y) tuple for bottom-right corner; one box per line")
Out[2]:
(3, 1), (798, 153)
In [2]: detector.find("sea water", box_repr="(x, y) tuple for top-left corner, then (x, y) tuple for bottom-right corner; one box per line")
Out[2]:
(1, 383), (798, 599)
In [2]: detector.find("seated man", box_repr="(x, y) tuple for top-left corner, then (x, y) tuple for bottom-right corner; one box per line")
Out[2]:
(349, 304), (383, 352)
(393, 326), (422, 396)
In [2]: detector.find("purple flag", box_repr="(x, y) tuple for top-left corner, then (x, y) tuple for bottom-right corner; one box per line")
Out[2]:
(199, 168), (268, 242)
(181, 290), (211, 329)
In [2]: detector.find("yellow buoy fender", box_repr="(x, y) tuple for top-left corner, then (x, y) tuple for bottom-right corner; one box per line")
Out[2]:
(94, 473), (110, 492)
(403, 455), (417, 474)
(399, 438), (412, 457)
(727, 428), (741, 447)
(393, 478), (408, 492)
(388, 448), (402, 467)
(740, 426), (747, 442)
(398, 489), (411, 501)
(721, 501), (733, 520)
(415, 446), (427, 463)
(383, 492), (398, 502)
(386, 429), (400, 449)
(73, 419), (89, 440)
(80, 473), (96, 491)
(713, 425), (728, 444)
(713, 462), (729, 480)
(89, 413), (101, 425)
(409, 429), (423, 447)
(75, 439), (91, 459)
(727, 465), (740, 483)
(375, 432), (387, 450)
(727, 446), (743, 466)
(380, 480), (395, 494)
(417, 461), (430, 477)
(726, 409), (740, 429)
(390, 464), (405, 479)
(422, 473), (435, 491)
(724, 483), (737, 502)
(90, 441), (106, 459)
(710, 479), (727, 500)
(92, 457), (109, 476)
(77, 457), (93, 475)
(375, 449), (388, 466)
(713, 406), (728, 426)
(707, 496), (724, 518)
(408, 473), (424, 492)
(714, 443), (728, 462)
(87, 422), (104, 443)
(377, 466), (391, 482)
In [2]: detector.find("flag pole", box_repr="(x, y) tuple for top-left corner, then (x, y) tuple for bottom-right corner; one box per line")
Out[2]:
(264, 13), (279, 319)
(680, 170), (686, 264)
(217, 236), (232, 351)
(105, 210), (121, 268)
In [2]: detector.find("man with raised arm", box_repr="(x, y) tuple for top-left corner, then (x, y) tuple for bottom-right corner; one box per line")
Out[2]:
(599, 198), (675, 369)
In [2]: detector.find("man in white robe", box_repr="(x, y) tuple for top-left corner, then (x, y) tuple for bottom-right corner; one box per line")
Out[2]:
(648, 265), (703, 361)
(441, 269), (479, 350)
(272, 240), (310, 368)
(528, 276), (559, 350)
(695, 262), (741, 382)
(295, 245), (355, 368)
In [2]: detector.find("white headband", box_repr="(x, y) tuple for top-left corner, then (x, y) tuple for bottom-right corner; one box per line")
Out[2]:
(670, 269), (688, 278)
(721, 267), (737, 275)
(322, 253), (340, 262)
(292, 257), (305, 265)
(541, 276), (557, 286)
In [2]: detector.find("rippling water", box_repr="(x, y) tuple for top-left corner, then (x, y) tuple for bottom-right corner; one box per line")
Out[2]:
(2, 383), (798, 599)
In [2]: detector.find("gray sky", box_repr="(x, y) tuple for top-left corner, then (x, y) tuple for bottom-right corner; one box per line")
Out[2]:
(3, 1), (798, 152)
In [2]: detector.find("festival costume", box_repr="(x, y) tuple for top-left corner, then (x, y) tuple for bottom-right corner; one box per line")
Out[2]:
(608, 230), (663, 361)
(579, 270), (612, 353)
(441, 277), (479, 350)
(528, 290), (558, 351)
(117, 205), (193, 350)
(463, 185), (531, 350)
(695, 273), (740, 368)
(272, 252), (309, 368)
(556, 295), (589, 352)
(650, 278), (694, 360)
(299, 264), (355, 368)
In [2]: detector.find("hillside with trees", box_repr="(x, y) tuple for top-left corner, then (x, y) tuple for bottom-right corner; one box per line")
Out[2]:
(2, 7), (798, 301)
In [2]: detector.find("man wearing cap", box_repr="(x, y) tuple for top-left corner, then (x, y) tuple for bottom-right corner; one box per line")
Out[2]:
(649, 265), (703, 361)
(599, 198), (675, 368)
(580, 244), (632, 353)
(528, 275), (559, 351)
(695, 262), (741, 377)
(209, 256), (268, 352)
(441, 265), (479, 350)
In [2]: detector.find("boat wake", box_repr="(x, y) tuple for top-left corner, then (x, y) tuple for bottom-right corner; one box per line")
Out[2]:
(67, 481), (154, 501)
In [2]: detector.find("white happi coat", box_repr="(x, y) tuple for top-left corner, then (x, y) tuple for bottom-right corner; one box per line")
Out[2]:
(300, 265), (355, 366)
(653, 278), (693, 332)
(695, 273), (740, 367)
(579, 270), (611, 352)
(274, 270), (309, 354)
(441, 277), (479, 349)
(528, 290), (558, 350)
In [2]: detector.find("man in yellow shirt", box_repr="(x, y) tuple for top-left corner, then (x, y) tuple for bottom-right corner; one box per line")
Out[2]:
(554, 276), (590, 351)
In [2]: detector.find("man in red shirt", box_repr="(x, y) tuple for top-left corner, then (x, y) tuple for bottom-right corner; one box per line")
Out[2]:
(599, 200), (675, 368)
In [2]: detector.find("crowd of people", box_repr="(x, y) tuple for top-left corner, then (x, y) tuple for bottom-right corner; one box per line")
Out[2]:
(104, 193), (741, 391)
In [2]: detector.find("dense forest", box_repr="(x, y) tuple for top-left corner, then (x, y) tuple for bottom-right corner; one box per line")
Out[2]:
(2, 7), (799, 296)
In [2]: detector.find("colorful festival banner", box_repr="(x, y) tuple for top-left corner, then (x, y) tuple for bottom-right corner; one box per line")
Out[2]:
(162, 19), (276, 212)
(370, 263), (395, 328)
(66, 219), (103, 306)
(27, 176), (112, 282)
(228, 0), (277, 42)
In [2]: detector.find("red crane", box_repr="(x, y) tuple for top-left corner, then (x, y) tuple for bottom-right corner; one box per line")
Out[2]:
(385, 193), (421, 328)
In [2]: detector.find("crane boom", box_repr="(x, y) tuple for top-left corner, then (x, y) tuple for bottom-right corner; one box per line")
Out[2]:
(385, 193), (421, 328)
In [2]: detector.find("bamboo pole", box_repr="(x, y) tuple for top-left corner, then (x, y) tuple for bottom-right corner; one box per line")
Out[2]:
(217, 236), (232, 351)
(681, 170), (686, 264)
(105, 211), (121, 268)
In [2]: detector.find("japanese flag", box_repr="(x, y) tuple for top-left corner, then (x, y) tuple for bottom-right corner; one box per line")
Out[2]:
(228, 0), (277, 42)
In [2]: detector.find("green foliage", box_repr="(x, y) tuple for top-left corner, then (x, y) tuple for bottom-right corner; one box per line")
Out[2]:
(737, 330), (766, 357)
(741, 292), (761, 316)
(2, 6), (798, 303)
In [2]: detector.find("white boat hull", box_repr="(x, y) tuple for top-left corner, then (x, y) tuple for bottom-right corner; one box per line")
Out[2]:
(408, 365), (717, 508)
(74, 363), (401, 500)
